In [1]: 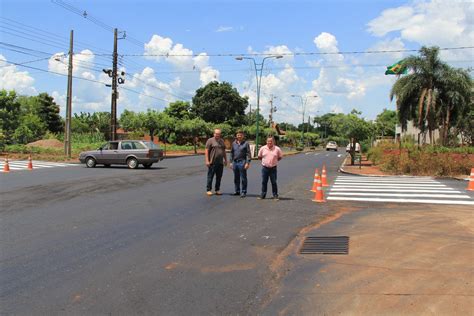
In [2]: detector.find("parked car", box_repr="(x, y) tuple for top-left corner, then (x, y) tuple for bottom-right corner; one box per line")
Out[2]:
(325, 141), (338, 151)
(79, 140), (164, 169)
(346, 142), (361, 153)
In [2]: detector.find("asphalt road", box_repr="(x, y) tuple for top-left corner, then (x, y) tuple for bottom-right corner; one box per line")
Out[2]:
(0, 150), (347, 314)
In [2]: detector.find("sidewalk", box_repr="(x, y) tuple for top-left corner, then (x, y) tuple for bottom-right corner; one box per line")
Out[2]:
(264, 202), (474, 315)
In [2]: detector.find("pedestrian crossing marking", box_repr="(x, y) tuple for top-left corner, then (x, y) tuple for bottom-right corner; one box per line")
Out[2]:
(327, 197), (474, 205)
(327, 175), (474, 205)
(1, 160), (78, 172)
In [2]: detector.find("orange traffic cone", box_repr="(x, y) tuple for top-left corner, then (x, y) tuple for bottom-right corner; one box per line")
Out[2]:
(27, 154), (33, 171)
(467, 168), (474, 191)
(3, 157), (10, 173)
(321, 164), (329, 187)
(310, 168), (320, 192)
(312, 175), (325, 203)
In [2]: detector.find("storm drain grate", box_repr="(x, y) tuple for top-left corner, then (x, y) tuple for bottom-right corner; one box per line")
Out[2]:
(300, 236), (349, 254)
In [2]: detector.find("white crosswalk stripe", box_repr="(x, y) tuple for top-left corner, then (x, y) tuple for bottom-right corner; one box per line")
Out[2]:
(327, 175), (474, 205)
(0, 160), (78, 172)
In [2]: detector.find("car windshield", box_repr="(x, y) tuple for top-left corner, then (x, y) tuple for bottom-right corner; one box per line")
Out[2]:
(143, 141), (160, 149)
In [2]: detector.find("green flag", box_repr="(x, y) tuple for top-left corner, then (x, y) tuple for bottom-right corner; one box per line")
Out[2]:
(385, 60), (407, 75)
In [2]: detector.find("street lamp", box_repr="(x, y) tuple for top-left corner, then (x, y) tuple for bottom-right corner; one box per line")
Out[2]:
(291, 94), (318, 147)
(236, 55), (283, 153)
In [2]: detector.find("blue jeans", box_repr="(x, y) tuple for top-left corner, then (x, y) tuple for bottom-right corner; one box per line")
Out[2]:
(207, 164), (224, 191)
(261, 166), (278, 197)
(232, 160), (248, 194)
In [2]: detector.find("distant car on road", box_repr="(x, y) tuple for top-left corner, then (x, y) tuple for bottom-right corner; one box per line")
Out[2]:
(346, 142), (361, 153)
(79, 140), (164, 169)
(325, 141), (338, 151)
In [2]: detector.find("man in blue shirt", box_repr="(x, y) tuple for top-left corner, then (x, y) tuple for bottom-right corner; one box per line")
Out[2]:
(230, 130), (251, 198)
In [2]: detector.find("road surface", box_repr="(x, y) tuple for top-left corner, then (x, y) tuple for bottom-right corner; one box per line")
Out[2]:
(1, 151), (473, 314)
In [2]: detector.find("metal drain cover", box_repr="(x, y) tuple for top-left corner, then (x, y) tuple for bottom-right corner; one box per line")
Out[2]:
(300, 236), (349, 254)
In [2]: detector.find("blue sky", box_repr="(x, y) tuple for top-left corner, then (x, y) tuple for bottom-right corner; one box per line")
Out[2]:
(1, 0), (473, 124)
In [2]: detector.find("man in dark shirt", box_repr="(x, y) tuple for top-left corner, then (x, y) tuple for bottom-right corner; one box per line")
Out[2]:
(205, 128), (228, 196)
(230, 130), (251, 198)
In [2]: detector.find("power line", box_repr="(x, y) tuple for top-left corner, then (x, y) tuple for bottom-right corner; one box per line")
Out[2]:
(121, 86), (172, 103)
(2, 60), (170, 103)
(0, 41), (55, 56)
(120, 46), (474, 57)
(128, 74), (192, 101)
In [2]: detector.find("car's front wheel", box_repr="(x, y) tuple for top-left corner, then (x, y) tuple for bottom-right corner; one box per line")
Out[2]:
(143, 163), (153, 169)
(127, 157), (139, 169)
(85, 157), (96, 168)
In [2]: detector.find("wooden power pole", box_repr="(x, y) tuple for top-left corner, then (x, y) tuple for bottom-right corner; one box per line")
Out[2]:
(110, 28), (118, 141)
(64, 30), (73, 157)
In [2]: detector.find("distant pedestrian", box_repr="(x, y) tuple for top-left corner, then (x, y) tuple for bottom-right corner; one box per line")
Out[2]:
(205, 128), (228, 196)
(230, 130), (251, 198)
(258, 137), (283, 200)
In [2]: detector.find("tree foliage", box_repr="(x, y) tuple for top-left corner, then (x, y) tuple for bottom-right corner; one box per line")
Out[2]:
(191, 81), (248, 126)
(374, 109), (397, 137)
(390, 46), (472, 145)
(164, 101), (193, 120)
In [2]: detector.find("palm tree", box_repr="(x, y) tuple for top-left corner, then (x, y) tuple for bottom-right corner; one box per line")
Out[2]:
(390, 46), (447, 144)
(437, 66), (472, 145)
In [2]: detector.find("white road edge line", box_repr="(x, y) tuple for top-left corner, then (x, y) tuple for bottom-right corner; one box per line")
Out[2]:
(332, 185), (453, 190)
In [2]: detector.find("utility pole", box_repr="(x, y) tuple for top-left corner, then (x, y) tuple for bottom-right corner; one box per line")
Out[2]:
(268, 95), (277, 127)
(110, 28), (118, 141)
(64, 30), (73, 158)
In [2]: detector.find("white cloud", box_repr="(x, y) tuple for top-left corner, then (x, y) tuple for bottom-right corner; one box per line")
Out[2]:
(48, 49), (96, 76)
(314, 32), (344, 62)
(144, 34), (220, 88)
(0, 54), (36, 95)
(367, 37), (406, 61)
(216, 26), (233, 32)
(311, 33), (366, 101)
(367, 0), (474, 60)
(263, 45), (294, 62)
(199, 66), (219, 85)
(367, 6), (416, 37)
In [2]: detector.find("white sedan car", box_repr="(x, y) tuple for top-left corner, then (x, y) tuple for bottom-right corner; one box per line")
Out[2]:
(325, 141), (338, 151)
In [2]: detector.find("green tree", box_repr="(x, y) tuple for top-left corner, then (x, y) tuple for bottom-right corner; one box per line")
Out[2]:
(13, 113), (46, 144)
(191, 81), (248, 126)
(71, 112), (92, 134)
(156, 113), (176, 153)
(164, 101), (193, 120)
(313, 113), (337, 138)
(177, 118), (211, 153)
(245, 110), (266, 126)
(436, 66), (472, 145)
(0, 90), (21, 144)
(36, 93), (63, 133)
(138, 110), (161, 141)
(374, 109), (397, 137)
(119, 110), (141, 131)
(390, 46), (447, 144)
(277, 122), (297, 132)
(329, 111), (372, 165)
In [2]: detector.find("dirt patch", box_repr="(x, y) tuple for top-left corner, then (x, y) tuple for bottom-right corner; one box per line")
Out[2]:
(26, 139), (64, 148)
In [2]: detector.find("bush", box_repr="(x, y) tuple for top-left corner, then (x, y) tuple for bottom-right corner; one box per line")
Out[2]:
(367, 141), (474, 176)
